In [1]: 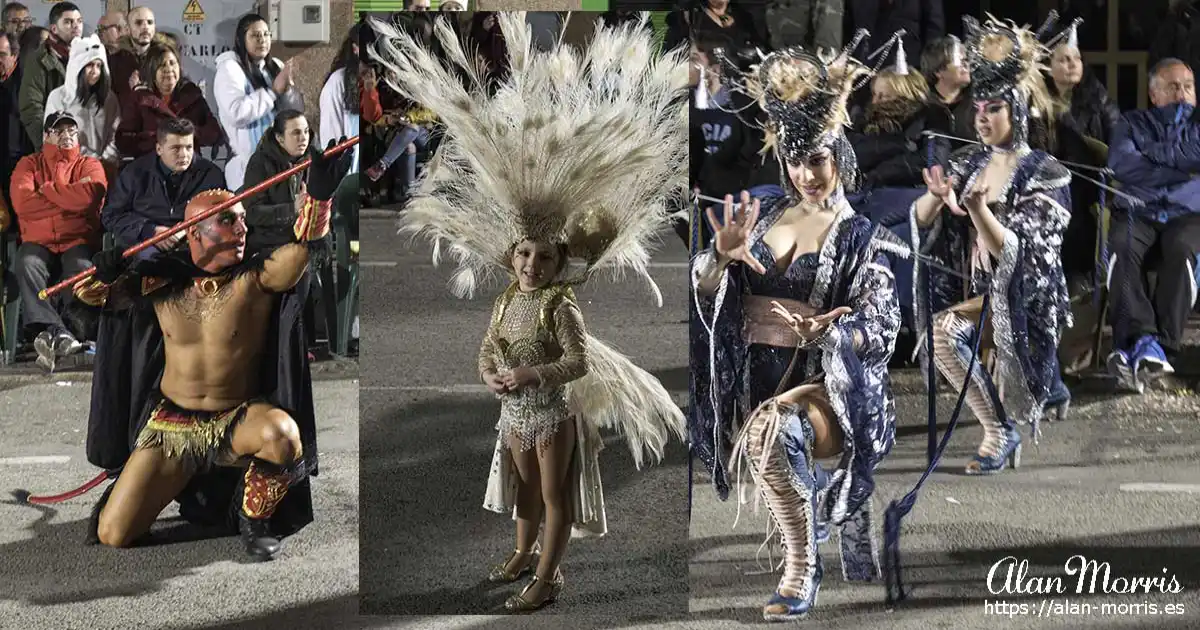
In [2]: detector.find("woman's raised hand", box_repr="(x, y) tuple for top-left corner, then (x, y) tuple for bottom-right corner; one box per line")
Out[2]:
(704, 191), (767, 275)
(922, 165), (962, 213)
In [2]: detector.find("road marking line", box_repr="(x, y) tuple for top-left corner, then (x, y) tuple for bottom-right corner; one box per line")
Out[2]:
(0, 456), (71, 465)
(1119, 483), (1200, 494)
(361, 261), (399, 267)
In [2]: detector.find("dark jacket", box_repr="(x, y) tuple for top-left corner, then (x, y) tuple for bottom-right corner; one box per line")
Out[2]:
(242, 132), (304, 250)
(690, 89), (764, 199)
(668, 7), (767, 57)
(17, 38), (67, 151)
(1049, 73), (1121, 161)
(101, 152), (227, 250)
(924, 86), (976, 164)
(848, 98), (930, 189)
(107, 43), (147, 101)
(116, 81), (223, 158)
(849, 0), (944, 67)
(1108, 103), (1200, 224)
(1, 62), (33, 191)
(1048, 73), (1120, 276)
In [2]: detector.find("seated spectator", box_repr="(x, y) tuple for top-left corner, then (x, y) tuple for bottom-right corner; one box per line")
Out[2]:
(319, 24), (361, 173)
(10, 112), (106, 370)
(242, 110), (311, 251)
(1106, 58), (1200, 392)
(666, 2), (766, 55)
(96, 10), (126, 56)
(469, 13), (509, 86)
(921, 35), (974, 157)
(848, 67), (931, 194)
(1043, 24), (1120, 373)
(689, 35), (762, 243)
(45, 34), (119, 165)
(116, 42), (221, 159)
(101, 117), (225, 255)
(1, 31), (32, 208)
(18, 2), (82, 151)
(214, 13), (301, 190)
(107, 5), (154, 98)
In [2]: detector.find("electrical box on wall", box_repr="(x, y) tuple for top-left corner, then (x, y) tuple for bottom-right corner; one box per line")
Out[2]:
(266, 0), (330, 43)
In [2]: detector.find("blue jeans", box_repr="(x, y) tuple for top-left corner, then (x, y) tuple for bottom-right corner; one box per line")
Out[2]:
(379, 125), (430, 191)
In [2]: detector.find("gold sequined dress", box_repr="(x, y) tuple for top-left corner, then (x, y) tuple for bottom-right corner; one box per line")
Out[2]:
(480, 283), (610, 538)
(478, 284), (589, 452)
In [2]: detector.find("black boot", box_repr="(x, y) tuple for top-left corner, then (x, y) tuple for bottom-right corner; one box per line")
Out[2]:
(239, 459), (293, 561)
(86, 482), (116, 545)
(238, 511), (282, 561)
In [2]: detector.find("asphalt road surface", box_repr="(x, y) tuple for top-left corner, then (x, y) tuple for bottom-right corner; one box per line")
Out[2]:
(357, 211), (692, 619)
(690, 381), (1200, 630)
(0, 377), (359, 630)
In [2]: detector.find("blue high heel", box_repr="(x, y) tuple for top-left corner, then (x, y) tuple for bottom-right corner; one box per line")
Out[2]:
(1043, 380), (1071, 422)
(763, 557), (823, 622)
(964, 428), (1022, 475)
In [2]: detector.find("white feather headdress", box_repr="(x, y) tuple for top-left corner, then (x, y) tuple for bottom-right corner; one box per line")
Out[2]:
(368, 12), (689, 304)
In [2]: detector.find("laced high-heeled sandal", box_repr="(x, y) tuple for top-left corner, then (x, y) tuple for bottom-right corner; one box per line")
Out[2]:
(488, 548), (538, 583)
(504, 569), (564, 612)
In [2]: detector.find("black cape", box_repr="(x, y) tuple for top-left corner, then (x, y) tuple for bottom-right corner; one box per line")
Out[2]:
(86, 248), (318, 537)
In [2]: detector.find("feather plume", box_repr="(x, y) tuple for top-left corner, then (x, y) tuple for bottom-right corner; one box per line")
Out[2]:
(567, 335), (686, 469)
(368, 13), (688, 300)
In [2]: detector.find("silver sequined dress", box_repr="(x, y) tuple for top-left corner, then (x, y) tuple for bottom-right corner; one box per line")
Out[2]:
(478, 285), (589, 451)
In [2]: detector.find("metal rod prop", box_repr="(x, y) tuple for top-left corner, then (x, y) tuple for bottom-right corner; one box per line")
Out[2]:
(39, 136), (360, 301)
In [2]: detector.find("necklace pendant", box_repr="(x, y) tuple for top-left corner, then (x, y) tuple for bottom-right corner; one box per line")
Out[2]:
(195, 277), (222, 298)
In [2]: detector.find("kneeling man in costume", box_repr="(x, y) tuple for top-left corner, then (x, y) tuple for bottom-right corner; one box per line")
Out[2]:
(73, 139), (352, 560)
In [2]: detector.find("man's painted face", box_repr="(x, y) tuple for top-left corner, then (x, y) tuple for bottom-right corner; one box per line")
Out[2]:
(190, 204), (248, 271)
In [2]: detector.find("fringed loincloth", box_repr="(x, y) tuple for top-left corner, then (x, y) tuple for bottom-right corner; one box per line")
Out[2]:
(135, 392), (259, 473)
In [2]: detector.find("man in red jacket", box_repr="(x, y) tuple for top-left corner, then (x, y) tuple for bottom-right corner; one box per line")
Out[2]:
(11, 111), (107, 371)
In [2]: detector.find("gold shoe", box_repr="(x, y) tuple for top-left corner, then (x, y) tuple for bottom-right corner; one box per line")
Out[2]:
(488, 549), (537, 583)
(504, 570), (564, 612)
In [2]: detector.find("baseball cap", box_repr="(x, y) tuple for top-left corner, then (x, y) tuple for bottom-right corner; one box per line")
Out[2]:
(43, 111), (79, 133)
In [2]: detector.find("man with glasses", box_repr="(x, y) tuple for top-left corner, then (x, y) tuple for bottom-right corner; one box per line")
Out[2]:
(97, 11), (127, 56)
(110, 6), (155, 98)
(1106, 58), (1200, 393)
(10, 112), (107, 371)
(18, 1), (83, 150)
(2, 2), (31, 38)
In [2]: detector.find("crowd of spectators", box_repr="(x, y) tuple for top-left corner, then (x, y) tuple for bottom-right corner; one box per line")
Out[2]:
(0, 3), (363, 370)
(687, 0), (1200, 388)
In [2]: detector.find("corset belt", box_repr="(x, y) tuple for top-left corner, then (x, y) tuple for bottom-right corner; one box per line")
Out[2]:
(743, 295), (819, 348)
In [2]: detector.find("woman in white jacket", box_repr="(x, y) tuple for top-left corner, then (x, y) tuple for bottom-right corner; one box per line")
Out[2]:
(214, 13), (302, 190)
(45, 34), (119, 166)
(319, 23), (361, 173)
